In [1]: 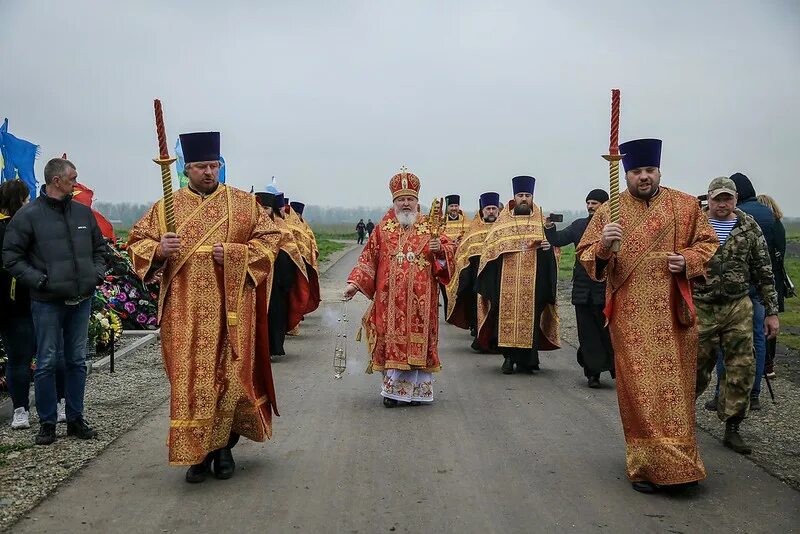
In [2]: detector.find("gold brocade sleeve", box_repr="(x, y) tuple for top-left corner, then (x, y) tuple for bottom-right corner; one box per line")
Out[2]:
(242, 200), (282, 287)
(433, 233), (456, 285)
(677, 199), (719, 281)
(127, 201), (165, 283)
(576, 203), (612, 282)
(347, 229), (379, 299)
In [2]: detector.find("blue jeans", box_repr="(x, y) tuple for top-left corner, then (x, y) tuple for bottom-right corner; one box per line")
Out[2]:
(1, 316), (65, 410)
(714, 290), (766, 398)
(31, 299), (91, 424)
(750, 293), (766, 397)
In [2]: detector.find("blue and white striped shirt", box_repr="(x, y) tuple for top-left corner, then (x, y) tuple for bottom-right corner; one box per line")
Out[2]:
(709, 217), (738, 245)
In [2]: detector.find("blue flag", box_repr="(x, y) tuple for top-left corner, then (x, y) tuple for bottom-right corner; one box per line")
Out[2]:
(174, 137), (225, 188)
(0, 119), (40, 198)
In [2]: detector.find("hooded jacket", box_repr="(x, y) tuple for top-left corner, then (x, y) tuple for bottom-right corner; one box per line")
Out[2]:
(729, 172), (776, 257)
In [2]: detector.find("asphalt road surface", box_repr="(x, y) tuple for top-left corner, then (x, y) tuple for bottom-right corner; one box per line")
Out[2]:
(15, 246), (800, 533)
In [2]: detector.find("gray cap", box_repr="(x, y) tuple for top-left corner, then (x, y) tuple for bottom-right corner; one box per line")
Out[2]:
(708, 176), (737, 199)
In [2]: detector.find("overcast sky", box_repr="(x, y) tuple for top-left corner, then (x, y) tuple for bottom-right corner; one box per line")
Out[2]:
(2, 1), (798, 214)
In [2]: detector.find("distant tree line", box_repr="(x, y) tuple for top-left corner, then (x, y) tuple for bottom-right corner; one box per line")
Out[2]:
(94, 202), (152, 229)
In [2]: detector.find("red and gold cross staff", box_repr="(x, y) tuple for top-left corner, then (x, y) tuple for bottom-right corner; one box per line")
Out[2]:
(152, 99), (177, 233)
(602, 89), (623, 252)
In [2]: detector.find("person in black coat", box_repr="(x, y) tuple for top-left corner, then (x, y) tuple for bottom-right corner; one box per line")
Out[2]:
(544, 189), (615, 388)
(3, 158), (106, 445)
(0, 180), (66, 430)
(757, 194), (786, 378)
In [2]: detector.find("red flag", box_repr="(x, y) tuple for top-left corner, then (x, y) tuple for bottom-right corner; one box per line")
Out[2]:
(72, 182), (115, 241)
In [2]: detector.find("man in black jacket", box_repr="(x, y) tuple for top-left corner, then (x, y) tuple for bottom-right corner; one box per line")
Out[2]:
(2, 158), (105, 445)
(545, 189), (615, 388)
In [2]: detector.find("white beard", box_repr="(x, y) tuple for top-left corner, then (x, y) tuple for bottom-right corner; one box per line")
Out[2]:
(396, 211), (417, 227)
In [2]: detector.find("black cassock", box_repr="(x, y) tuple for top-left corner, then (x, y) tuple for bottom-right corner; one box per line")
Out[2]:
(477, 248), (558, 368)
(269, 250), (297, 356)
(545, 217), (614, 377)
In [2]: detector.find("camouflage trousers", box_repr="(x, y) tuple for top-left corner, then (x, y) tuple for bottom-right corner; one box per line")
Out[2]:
(695, 296), (755, 421)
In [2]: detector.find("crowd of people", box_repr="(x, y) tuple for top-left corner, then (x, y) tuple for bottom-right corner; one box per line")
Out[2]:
(0, 131), (322, 484)
(343, 137), (787, 494)
(0, 129), (789, 494)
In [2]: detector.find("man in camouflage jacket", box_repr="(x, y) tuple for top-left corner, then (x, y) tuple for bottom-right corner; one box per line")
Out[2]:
(694, 177), (780, 455)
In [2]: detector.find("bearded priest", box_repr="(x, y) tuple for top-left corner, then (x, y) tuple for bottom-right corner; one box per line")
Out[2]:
(344, 168), (456, 407)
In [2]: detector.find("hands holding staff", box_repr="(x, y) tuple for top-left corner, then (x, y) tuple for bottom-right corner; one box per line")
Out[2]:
(428, 237), (442, 256)
(158, 232), (181, 260)
(601, 223), (623, 250)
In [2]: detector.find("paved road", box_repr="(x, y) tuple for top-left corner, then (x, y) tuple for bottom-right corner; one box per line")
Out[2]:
(16, 246), (800, 533)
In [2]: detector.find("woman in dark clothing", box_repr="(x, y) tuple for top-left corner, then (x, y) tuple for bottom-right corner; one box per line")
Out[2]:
(0, 181), (65, 429)
(757, 194), (786, 378)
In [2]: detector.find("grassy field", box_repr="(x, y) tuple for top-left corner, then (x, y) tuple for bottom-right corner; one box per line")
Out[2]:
(317, 237), (346, 264)
(780, 224), (800, 350)
(553, 223), (800, 353)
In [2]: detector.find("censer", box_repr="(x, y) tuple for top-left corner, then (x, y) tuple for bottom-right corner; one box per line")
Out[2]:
(333, 300), (349, 379)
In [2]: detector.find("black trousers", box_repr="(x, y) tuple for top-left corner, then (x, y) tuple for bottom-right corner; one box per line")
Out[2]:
(575, 304), (615, 377)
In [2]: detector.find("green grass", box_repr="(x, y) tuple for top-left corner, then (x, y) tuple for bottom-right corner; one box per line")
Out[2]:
(557, 246), (576, 280)
(317, 238), (346, 264)
(314, 224), (360, 240)
(780, 228), (800, 350)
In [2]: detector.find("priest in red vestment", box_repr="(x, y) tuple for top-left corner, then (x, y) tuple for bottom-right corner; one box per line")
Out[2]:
(576, 138), (718, 494)
(344, 168), (456, 407)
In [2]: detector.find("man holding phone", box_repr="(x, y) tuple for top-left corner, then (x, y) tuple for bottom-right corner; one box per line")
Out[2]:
(545, 189), (615, 388)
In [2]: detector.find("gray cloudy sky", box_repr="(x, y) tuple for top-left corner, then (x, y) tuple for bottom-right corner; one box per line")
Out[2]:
(2, 1), (799, 214)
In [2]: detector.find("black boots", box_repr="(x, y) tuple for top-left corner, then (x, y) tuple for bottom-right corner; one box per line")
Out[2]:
(67, 418), (98, 440)
(501, 357), (514, 374)
(36, 423), (57, 445)
(185, 455), (213, 483)
(724, 417), (752, 455)
(587, 375), (601, 388)
(214, 448), (235, 479)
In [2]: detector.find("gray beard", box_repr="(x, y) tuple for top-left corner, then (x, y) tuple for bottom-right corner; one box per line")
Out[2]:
(396, 211), (417, 227)
(483, 215), (496, 223)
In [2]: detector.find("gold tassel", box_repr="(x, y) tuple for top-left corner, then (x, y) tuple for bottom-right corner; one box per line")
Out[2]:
(365, 360), (373, 374)
(355, 326), (362, 342)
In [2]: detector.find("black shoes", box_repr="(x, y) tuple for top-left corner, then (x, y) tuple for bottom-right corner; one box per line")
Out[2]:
(632, 480), (698, 494)
(501, 358), (514, 374)
(214, 448), (235, 480)
(587, 375), (601, 388)
(749, 396), (761, 411)
(383, 397), (399, 408)
(35, 423), (57, 445)
(724, 418), (752, 455)
(631, 481), (661, 494)
(704, 395), (718, 412)
(185, 448), (236, 483)
(470, 339), (486, 353)
(185, 455), (213, 483)
(67, 418), (98, 439)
